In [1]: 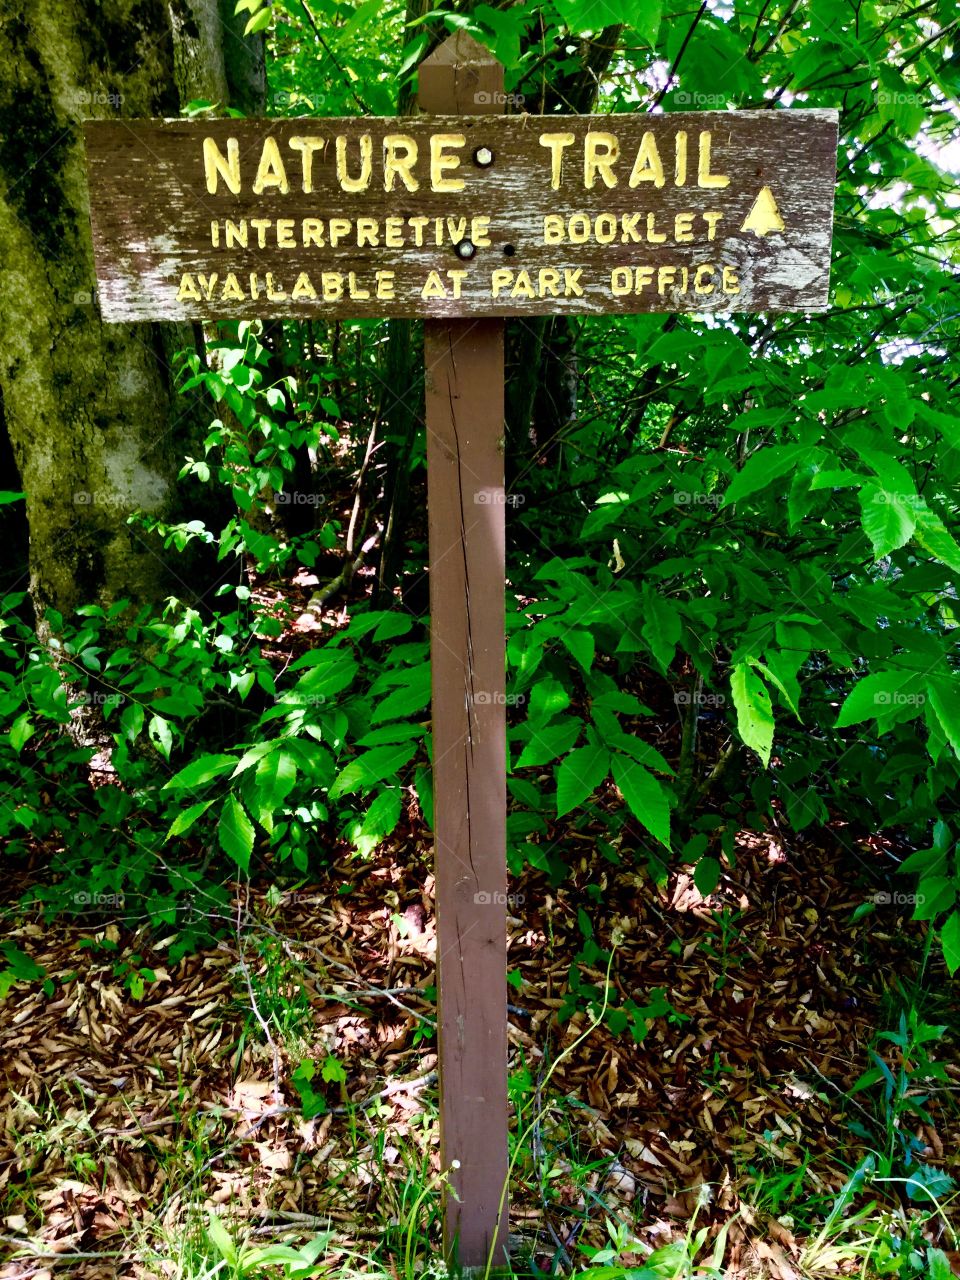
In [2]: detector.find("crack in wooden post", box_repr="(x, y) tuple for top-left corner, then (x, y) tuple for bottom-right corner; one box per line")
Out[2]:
(419, 31), (509, 1275)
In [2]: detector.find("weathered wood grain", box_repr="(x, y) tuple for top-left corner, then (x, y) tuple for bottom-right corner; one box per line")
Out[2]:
(421, 31), (510, 1274)
(83, 108), (838, 320)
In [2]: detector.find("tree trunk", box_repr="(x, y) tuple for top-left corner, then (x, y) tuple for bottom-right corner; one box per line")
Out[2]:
(0, 1), (262, 627)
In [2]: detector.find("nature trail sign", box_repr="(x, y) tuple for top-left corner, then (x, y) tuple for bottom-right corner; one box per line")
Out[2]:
(81, 29), (838, 1274)
(85, 110), (837, 320)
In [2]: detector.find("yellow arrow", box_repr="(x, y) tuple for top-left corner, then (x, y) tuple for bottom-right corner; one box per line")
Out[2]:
(740, 186), (785, 236)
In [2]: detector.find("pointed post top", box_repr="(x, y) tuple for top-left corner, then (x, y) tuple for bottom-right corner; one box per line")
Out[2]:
(417, 30), (505, 115)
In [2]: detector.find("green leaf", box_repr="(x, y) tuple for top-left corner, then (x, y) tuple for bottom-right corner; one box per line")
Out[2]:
(940, 911), (960, 977)
(730, 662), (774, 766)
(926, 680), (960, 758)
(164, 753), (237, 790)
(561, 629), (595, 672)
(913, 505), (960, 573)
(612, 754), (671, 849)
(835, 671), (925, 728)
(556, 742), (610, 817)
(8, 713), (34, 753)
(641, 592), (681, 673)
(372, 664), (431, 723)
(255, 749), (298, 817)
(244, 5), (272, 35)
(858, 485), (917, 558)
(166, 799), (215, 840)
(694, 856), (722, 897)
(360, 788), (402, 841)
(329, 742), (416, 799)
(218, 795), (255, 871)
(516, 716), (582, 769)
(527, 676), (571, 723)
(723, 446), (806, 507)
(206, 1214), (238, 1267)
(912, 876), (956, 921)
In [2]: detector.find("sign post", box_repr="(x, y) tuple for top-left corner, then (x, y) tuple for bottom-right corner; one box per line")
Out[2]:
(81, 36), (837, 1271)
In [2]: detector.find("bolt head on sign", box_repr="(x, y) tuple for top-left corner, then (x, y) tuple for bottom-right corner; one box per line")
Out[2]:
(83, 110), (838, 322)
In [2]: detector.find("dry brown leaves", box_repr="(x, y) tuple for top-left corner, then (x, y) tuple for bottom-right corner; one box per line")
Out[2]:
(0, 825), (957, 1277)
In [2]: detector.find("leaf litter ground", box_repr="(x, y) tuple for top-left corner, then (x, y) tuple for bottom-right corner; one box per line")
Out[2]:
(1, 818), (958, 1278)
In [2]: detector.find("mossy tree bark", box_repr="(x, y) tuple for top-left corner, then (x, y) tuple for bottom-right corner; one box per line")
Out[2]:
(0, 1), (262, 627)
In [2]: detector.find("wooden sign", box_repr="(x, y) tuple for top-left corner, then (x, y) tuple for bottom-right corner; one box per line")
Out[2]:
(84, 109), (838, 322)
(80, 29), (839, 1275)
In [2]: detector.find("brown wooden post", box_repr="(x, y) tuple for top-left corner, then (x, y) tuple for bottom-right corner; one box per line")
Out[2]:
(418, 31), (509, 1274)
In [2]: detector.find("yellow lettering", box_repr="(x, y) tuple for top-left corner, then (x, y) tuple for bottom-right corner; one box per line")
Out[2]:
(620, 213), (642, 243)
(276, 218), (295, 248)
(594, 213), (617, 244)
(538, 268), (561, 297)
(430, 133), (465, 192)
(675, 130), (687, 186)
(356, 217), (379, 247)
(252, 137), (289, 195)
(447, 269), (468, 300)
(628, 132), (665, 189)
(302, 218), (324, 247)
(695, 264), (715, 294)
(250, 218), (271, 249)
(288, 135), (324, 192)
(292, 272), (317, 300)
(674, 212), (694, 243)
(421, 270), (448, 299)
(408, 215), (429, 246)
(563, 268), (583, 296)
(703, 211), (723, 241)
(321, 272), (343, 301)
(203, 136), (240, 195)
(376, 270), (395, 299)
(585, 131), (619, 189)
(697, 131), (729, 188)
(722, 265), (740, 294)
(328, 217), (351, 247)
(225, 219), (248, 249)
(210, 220), (220, 248)
(384, 217), (404, 247)
(543, 214), (564, 245)
(539, 132), (575, 190)
(471, 216), (491, 247)
(221, 272), (244, 301)
(383, 134), (419, 191)
(336, 134), (372, 192)
(176, 272), (201, 302)
(265, 272), (286, 301)
(657, 266), (676, 294)
(491, 268), (513, 299)
(348, 272), (370, 300)
(568, 213), (590, 244)
(511, 270), (535, 299)
(610, 267), (632, 296)
(646, 213), (666, 243)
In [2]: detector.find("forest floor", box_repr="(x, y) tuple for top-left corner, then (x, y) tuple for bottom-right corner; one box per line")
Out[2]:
(1, 808), (958, 1278)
